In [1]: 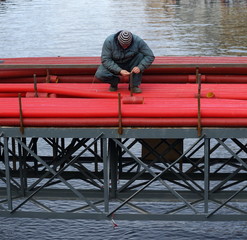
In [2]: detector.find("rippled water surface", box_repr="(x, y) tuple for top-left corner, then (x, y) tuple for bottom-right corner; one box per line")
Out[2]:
(1, 0), (247, 239)
(0, 0), (247, 58)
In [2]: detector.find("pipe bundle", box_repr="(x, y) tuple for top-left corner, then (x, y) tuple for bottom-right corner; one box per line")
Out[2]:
(1, 56), (247, 128)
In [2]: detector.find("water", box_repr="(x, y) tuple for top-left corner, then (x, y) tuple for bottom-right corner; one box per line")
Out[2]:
(0, 218), (246, 240)
(1, 0), (247, 58)
(1, 0), (247, 239)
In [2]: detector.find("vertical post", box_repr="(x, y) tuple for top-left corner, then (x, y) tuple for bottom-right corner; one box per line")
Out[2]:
(18, 138), (27, 196)
(103, 138), (109, 213)
(11, 138), (17, 171)
(23, 138), (28, 193)
(18, 93), (24, 135)
(204, 137), (210, 213)
(118, 93), (123, 135)
(34, 74), (38, 97)
(52, 138), (58, 159)
(197, 71), (202, 137)
(109, 139), (118, 199)
(46, 69), (50, 83)
(94, 138), (99, 173)
(4, 137), (12, 210)
(33, 138), (38, 172)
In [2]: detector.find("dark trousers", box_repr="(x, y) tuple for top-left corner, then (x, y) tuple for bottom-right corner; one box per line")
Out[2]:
(95, 53), (144, 87)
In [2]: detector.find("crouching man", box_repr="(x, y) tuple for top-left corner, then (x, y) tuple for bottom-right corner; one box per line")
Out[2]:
(95, 30), (155, 93)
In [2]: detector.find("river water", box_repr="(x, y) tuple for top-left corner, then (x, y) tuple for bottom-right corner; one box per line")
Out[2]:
(1, 0), (247, 239)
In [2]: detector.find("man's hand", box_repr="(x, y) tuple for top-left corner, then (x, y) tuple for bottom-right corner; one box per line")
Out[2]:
(131, 67), (141, 74)
(120, 70), (131, 76)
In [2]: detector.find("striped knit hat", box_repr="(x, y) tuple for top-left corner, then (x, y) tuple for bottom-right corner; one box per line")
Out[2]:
(118, 31), (133, 47)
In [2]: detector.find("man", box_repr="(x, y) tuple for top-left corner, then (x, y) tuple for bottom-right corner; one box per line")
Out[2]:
(95, 30), (155, 93)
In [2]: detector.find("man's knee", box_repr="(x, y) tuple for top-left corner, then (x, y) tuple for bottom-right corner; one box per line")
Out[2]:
(94, 66), (105, 80)
(95, 65), (120, 85)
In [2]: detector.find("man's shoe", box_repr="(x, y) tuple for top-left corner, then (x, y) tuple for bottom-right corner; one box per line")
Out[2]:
(132, 87), (142, 93)
(109, 86), (118, 92)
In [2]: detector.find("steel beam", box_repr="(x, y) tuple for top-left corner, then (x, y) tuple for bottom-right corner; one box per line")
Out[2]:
(1, 127), (247, 139)
(3, 137), (12, 210)
(204, 138), (210, 213)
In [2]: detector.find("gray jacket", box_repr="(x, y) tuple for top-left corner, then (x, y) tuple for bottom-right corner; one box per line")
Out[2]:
(101, 31), (155, 74)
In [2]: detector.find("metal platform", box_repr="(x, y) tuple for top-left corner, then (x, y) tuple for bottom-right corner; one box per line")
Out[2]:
(0, 126), (247, 221)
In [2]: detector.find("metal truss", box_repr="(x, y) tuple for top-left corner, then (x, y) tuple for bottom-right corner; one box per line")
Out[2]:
(0, 127), (247, 221)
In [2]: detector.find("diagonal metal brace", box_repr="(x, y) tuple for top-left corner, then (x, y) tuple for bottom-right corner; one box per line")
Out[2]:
(107, 135), (205, 217)
(216, 138), (247, 170)
(207, 183), (247, 218)
(206, 138), (247, 217)
(28, 138), (90, 191)
(11, 134), (104, 213)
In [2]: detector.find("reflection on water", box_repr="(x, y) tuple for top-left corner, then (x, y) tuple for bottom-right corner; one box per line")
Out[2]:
(142, 0), (247, 56)
(0, 0), (246, 57)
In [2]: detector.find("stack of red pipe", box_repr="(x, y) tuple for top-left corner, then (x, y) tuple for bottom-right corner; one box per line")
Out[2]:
(0, 56), (247, 128)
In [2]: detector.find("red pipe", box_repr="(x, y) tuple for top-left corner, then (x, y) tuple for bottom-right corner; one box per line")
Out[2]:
(2, 83), (247, 100)
(1, 97), (247, 118)
(0, 84), (118, 98)
(1, 117), (247, 127)
(2, 56), (247, 78)
(1, 74), (247, 84)
(0, 93), (24, 97)
(0, 69), (97, 79)
(122, 96), (144, 104)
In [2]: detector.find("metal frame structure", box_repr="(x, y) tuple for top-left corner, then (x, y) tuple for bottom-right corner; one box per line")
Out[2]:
(0, 126), (247, 221)
(0, 58), (247, 221)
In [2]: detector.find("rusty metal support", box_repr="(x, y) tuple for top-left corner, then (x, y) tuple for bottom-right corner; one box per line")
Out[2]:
(18, 93), (24, 135)
(118, 93), (123, 135)
(33, 74), (38, 97)
(196, 68), (202, 137)
(46, 69), (50, 83)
